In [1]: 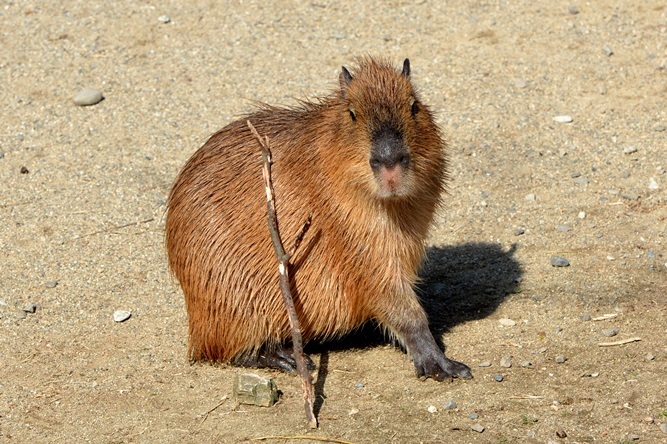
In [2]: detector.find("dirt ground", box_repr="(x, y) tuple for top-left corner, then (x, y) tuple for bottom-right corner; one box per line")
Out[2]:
(1, 1), (666, 443)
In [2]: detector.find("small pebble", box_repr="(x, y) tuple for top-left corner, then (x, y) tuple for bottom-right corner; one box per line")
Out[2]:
(579, 314), (591, 321)
(602, 45), (614, 56)
(568, 6), (579, 14)
(520, 360), (532, 367)
(556, 430), (568, 438)
(0, 299), (7, 306)
(647, 250), (656, 259)
(514, 228), (525, 236)
(471, 424), (485, 433)
(627, 434), (640, 441)
(158, 15), (171, 23)
(643, 416), (654, 424)
(553, 115), (573, 123)
(499, 318), (516, 326)
(556, 225), (572, 232)
(20, 166), (29, 174)
(354, 382), (365, 389)
(514, 78), (527, 88)
(45, 280), (58, 289)
(602, 327), (619, 337)
(22, 303), (39, 313)
(113, 310), (131, 322)
(623, 146), (638, 154)
(555, 355), (568, 364)
(427, 405), (437, 413)
(578, 211), (586, 219)
(478, 361), (492, 367)
(551, 256), (570, 267)
(645, 353), (655, 361)
(348, 408), (359, 416)
(443, 399), (457, 410)
(620, 192), (640, 201)
(573, 176), (589, 185)
(499, 356), (512, 368)
(494, 374), (503, 382)
(648, 178), (659, 190)
(469, 412), (478, 420)
(73, 88), (104, 106)
(525, 193), (536, 202)
(653, 124), (666, 132)
(660, 423), (667, 434)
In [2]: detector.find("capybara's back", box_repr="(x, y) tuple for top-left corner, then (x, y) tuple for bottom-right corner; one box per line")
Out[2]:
(166, 56), (471, 380)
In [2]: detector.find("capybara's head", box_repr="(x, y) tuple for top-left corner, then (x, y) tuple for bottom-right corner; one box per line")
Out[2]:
(335, 57), (445, 201)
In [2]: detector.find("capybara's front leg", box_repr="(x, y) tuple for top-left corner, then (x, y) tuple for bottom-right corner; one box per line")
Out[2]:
(379, 296), (472, 381)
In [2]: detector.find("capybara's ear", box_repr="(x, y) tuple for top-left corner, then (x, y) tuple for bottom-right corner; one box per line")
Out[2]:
(339, 66), (353, 99)
(402, 59), (411, 78)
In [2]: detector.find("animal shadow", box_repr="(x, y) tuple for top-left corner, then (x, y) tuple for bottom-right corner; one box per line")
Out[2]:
(418, 242), (522, 339)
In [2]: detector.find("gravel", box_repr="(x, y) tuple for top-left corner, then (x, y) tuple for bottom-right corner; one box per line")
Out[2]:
(73, 88), (104, 106)
(551, 256), (570, 267)
(555, 355), (568, 364)
(113, 310), (132, 322)
(443, 399), (457, 410)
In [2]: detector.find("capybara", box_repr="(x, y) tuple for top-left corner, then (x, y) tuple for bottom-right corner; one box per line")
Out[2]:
(166, 56), (471, 380)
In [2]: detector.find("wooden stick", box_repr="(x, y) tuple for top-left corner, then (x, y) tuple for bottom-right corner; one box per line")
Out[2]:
(248, 120), (317, 429)
(251, 436), (356, 444)
(598, 337), (641, 347)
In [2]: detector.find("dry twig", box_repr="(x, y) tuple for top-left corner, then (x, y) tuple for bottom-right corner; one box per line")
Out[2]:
(199, 396), (228, 425)
(598, 337), (641, 347)
(251, 436), (355, 444)
(248, 120), (317, 429)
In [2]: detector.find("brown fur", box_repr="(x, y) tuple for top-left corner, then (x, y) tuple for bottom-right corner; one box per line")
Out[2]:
(166, 57), (454, 371)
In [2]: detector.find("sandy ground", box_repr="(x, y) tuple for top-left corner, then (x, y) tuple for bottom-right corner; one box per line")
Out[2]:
(1, 1), (666, 443)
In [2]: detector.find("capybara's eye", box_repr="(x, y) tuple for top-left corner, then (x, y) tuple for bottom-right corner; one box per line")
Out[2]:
(410, 99), (419, 117)
(349, 107), (357, 121)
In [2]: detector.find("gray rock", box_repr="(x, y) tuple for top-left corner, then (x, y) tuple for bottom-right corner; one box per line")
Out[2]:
(645, 353), (655, 361)
(469, 412), (478, 420)
(22, 303), (39, 313)
(623, 146), (638, 154)
(653, 124), (666, 132)
(579, 314), (591, 321)
(620, 192), (640, 201)
(354, 382), (365, 389)
(520, 360), (532, 367)
(555, 355), (568, 363)
(494, 374), (503, 382)
(158, 15), (171, 23)
(514, 228), (525, 236)
(233, 373), (279, 407)
(660, 423), (667, 434)
(568, 6), (579, 14)
(602, 327), (619, 337)
(471, 424), (485, 433)
(603, 45), (614, 56)
(551, 256), (570, 267)
(500, 356), (512, 368)
(73, 88), (104, 106)
(627, 434), (640, 441)
(113, 310), (131, 322)
(573, 176), (589, 185)
(478, 361), (492, 367)
(443, 399), (457, 410)
(45, 280), (58, 289)
(557, 225), (572, 232)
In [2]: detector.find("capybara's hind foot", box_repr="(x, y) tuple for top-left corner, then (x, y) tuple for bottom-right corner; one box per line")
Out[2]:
(232, 347), (316, 374)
